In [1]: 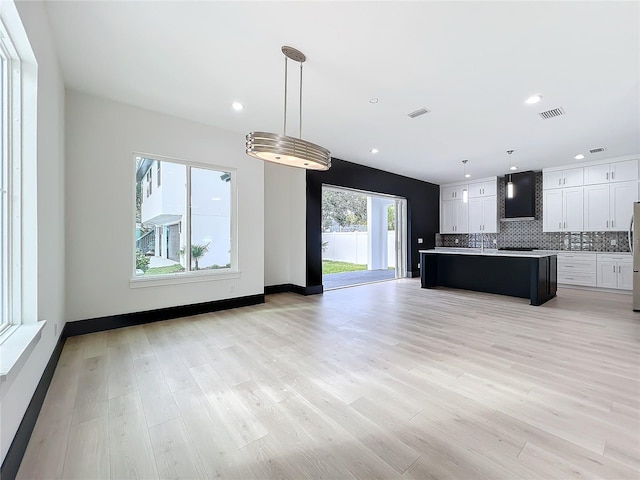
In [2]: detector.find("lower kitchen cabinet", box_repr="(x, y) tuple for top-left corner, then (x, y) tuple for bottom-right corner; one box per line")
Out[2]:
(556, 252), (596, 287)
(597, 254), (633, 290)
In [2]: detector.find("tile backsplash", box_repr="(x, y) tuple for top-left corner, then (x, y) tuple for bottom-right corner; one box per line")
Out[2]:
(436, 172), (632, 253)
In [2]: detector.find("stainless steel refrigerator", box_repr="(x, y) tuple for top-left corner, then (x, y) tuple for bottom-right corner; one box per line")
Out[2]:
(633, 202), (640, 310)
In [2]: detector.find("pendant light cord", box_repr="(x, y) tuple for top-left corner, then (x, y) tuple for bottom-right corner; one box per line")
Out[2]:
(283, 55), (288, 136)
(299, 62), (303, 139)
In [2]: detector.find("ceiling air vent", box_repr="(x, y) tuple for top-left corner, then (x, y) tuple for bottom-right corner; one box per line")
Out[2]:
(407, 107), (430, 119)
(538, 107), (565, 120)
(589, 147), (606, 154)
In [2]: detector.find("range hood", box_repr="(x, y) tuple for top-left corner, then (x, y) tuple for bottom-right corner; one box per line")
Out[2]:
(503, 171), (536, 221)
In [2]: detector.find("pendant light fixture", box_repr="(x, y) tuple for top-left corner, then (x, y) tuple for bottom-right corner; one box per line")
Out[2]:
(462, 160), (469, 203)
(246, 46), (331, 170)
(506, 150), (515, 199)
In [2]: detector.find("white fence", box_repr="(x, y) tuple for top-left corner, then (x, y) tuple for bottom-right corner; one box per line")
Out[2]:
(322, 231), (396, 268)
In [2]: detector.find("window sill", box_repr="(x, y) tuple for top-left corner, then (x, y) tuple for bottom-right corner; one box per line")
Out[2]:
(129, 270), (241, 288)
(0, 321), (46, 384)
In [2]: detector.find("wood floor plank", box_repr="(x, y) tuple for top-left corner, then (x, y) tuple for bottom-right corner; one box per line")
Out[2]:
(61, 416), (110, 479)
(148, 417), (208, 480)
(108, 392), (159, 479)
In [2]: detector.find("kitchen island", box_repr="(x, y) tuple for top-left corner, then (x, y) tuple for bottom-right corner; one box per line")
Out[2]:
(419, 248), (557, 306)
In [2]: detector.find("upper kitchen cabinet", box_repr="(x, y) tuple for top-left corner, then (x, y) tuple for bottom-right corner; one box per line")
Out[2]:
(584, 159), (638, 185)
(468, 178), (497, 198)
(543, 167), (583, 189)
(441, 184), (468, 201)
(583, 181), (638, 231)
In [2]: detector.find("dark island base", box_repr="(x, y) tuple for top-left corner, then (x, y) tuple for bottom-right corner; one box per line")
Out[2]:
(420, 252), (557, 306)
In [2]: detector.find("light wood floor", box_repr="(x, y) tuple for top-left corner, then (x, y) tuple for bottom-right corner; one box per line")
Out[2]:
(17, 280), (640, 479)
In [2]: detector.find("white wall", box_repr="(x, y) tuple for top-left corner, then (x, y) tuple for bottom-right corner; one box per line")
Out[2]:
(264, 163), (306, 287)
(65, 91), (264, 322)
(0, 0), (65, 464)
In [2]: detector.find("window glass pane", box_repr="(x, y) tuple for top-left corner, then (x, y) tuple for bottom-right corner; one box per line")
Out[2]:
(135, 158), (186, 276)
(190, 167), (231, 270)
(1, 53), (7, 330)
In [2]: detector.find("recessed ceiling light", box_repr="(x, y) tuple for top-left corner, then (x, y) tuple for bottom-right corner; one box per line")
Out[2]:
(574, 154), (585, 160)
(524, 94), (543, 104)
(464, 173), (471, 178)
(510, 166), (517, 171)
(369, 98), (379, 104)
(232, 102), (244, 111)
(370, 148), (379, 154)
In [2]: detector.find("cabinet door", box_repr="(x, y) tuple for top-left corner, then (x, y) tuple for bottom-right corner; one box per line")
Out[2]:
(563, 168), (584, 187)
(467, 183), (483, 198)
(618, 262), (633, 290)
(468, 198), (483, 232)
(483, 196), (498, 233)
(583, 184), (610, 231)
(563, 187), (583, 231)
(584, 164), (611, 185)
(543, 190), (563, 232)
(609, 181), (637, 231)
(610, 160), (638, 183)
(456, 200), (469, 233)
(441, 185), (462, 200)
(482, 180), (497, 197)
(597, 261), (618, 288)
(543, 170), (564, 190)
(441, 200), (456, 233)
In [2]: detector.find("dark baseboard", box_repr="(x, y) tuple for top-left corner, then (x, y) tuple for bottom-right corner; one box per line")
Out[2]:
(265, 284), (322, 296)
(63, 293), (265, 337)
(265, 283), (304, 295)
(409, 270), (420, 278)
(304, 284), (323, 295)
(1, 333), (66, 480)
(1, 292), (265, 479)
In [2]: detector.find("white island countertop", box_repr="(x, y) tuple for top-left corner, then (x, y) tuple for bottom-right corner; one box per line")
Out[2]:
(419, 247), (557, 258)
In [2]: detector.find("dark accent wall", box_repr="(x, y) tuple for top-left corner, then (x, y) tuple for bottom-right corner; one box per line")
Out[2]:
(306, 158), (440, 290)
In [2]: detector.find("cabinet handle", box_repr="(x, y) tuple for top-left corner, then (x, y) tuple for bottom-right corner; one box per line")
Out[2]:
(563, 178), (566, 185)
(564, 221), (566, 229)
(558, 178), (561, 186)
(613, 265), (616, 273)
(619, 265), (621, 273)
(559, 222), (562, 228)
(606, 220), (609, 228)
(612, 171), (615, 180)
(606, 172), (609, 180)
(612, 220), (614, 228)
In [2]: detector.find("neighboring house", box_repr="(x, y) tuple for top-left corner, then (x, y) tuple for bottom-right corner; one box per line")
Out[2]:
(136, 158), (232, 270)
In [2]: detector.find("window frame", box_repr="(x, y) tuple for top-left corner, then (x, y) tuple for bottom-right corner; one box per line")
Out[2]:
(0, 17), (22, 340)
(130, 153), (239, 288)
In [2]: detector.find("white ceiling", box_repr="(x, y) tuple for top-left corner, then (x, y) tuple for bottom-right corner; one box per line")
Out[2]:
(44, 1), (640, 185)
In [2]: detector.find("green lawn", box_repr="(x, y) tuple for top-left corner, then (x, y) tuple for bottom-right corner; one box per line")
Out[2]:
(322, 260), (367, 275)
(145, 264), (185, 275)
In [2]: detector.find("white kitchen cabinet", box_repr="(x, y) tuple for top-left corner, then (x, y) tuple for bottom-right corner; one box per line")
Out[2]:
(556, 252), (597, 287)
(597, 254), (632, 290)
(468, 178), (497, 198)
(584, 181), (637, 231)
(441, 199), (468, 233)
(584, 159), (638, 185)
(543, 167), (583, 189)
(543, 187), (583, 232)
(610, 181), (637, 231)
(468, 196), (497, 233)
(441, 185), (468, 200)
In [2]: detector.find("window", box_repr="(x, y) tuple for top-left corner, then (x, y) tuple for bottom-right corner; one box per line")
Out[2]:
(0, 13), (31, 341)
(134, 155), (235, 282)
